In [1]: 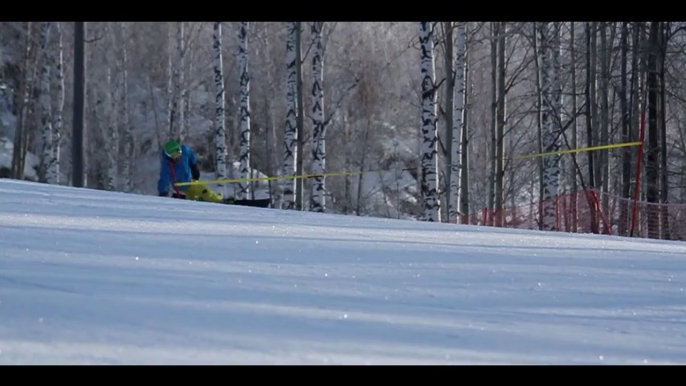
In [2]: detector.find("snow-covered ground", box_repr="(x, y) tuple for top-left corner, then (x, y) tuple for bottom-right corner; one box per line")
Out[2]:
(0, 178), (685, 364)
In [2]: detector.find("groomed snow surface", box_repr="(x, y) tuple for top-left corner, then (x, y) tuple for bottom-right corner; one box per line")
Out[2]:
(1, 179), (685, 364)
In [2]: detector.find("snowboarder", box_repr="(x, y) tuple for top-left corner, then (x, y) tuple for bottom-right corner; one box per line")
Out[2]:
(157, 140), (223, 203)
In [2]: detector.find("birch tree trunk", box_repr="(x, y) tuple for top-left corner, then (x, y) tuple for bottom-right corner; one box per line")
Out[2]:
(213, 22), (228, 198)
(659, 23), (668, 239)
(237, 21), (252, 200)
(552, 22), (563, 226)
(119, 24), (133, 192)
(533, 22), (545, 230)
(539, 22), (560, 231)
(449, 22), (466, 224)
(263, 30), (279, 205)
(552, 22), (562, 175)
(495, 22), (506, 227)
(443, 22), (454, 223)
(39, 22), (53, 183)
(619, 22), (630, 236)
(167, 23), (175, 139)
(419, 21), (440, 222)
(488, 22), (497, 225)
(599, 23), (610, 216)
(186, 50), (193, 148)
(295, 22), (305, 210)
(646, 21), (660, 238)
(585, 22), (598, 232)
(177, 22), (186, 142)
(49, 21), (64, 184)
(103, 34), (119, 192)
(356, 117), (372, 216)
(343, 110), (352, 214)
(309, 21), (326, 212)
(282, 22), (298, 210)
(569, 22), (578, 232)
(630, 23), (643, 200)
(590, 24), (600, 195)
(106, 76), (119, 192)
(460, 23), (470, 224)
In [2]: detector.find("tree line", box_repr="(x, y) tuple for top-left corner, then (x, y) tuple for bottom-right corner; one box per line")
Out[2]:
(0, 22), (683, 238)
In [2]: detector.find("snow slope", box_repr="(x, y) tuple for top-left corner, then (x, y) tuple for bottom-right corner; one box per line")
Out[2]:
(0, 178), (685, 364)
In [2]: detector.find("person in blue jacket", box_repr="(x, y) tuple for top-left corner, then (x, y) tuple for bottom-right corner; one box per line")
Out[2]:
(158, 140), (223, 203)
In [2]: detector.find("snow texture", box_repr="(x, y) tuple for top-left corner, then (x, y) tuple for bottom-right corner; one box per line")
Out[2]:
(1, 178), (685, 364)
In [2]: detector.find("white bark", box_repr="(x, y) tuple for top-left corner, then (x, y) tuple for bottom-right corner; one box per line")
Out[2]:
(213, 22), (228, 197)
(104, 49), (119, 192)
(263, 29), (280, 206)
(119, 24), (133, 192)
(49, 22), (64, 184)
(309, 22), (325, 212)
(39, 22), (53, 183)
(448, 22), (466, 223)
(419, 22), (440, 222)
(167, 23), (175, 139)
(237, 21), (251, 200)
(539, 22), (560, 231)
(282, 22), (298, 210)
(176, 22), (186, 141)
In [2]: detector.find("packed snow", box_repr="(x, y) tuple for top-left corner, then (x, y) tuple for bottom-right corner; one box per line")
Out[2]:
(1, 178), (685, 364)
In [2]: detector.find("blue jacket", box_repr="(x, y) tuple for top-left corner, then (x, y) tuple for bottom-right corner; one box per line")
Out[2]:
(158, 144), (200, 195)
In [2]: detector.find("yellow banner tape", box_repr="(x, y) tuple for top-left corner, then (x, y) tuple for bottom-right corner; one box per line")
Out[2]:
(175, 141), (642, 186)
(511, 141), (642, 160)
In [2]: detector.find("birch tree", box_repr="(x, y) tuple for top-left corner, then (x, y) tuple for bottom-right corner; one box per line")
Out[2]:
(552, 22), (562, 196)
(539, 22), (560, 231)
(584, 22), (598, 232)
(494, 22), (506, 227)
(48, 21), (64, 184)
(167, 22), (186, 141)
(106, 67), (119, 191)
(619, 22), (630, 236)
(282, 22), (298, 210)
(167, 23), (175, 139)
(488, 23), (497, 224)
(103, 27), (119, 191)
(646, 21), (661, 237)
(449, 22), (466, 223)
(660, 24), (669, 240)
(460, 23), (472, 225)
(294, 22), (305, 210)
(309, 21), (326, 212)
(599, 23), (610, 215)
(119, 23), (133, 192)
(569, 22), (579, 232)
(419, 21), (440, 222)
(237, 21), (251, 200)
(213, 21), (228, 198)
(442, 22), (454, 223)
(177, 22), (187, 141)
(39, 22), (53, 183)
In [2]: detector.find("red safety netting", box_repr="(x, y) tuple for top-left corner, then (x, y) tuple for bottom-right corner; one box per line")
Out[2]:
(461, 189), (686, 241)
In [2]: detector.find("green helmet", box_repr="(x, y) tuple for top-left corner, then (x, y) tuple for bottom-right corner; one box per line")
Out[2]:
(164, 140), (182, 159)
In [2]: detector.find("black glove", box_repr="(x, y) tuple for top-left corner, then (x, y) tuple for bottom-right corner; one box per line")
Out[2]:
(191, 162), (200, 180)
(172, 192), (186, 199)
